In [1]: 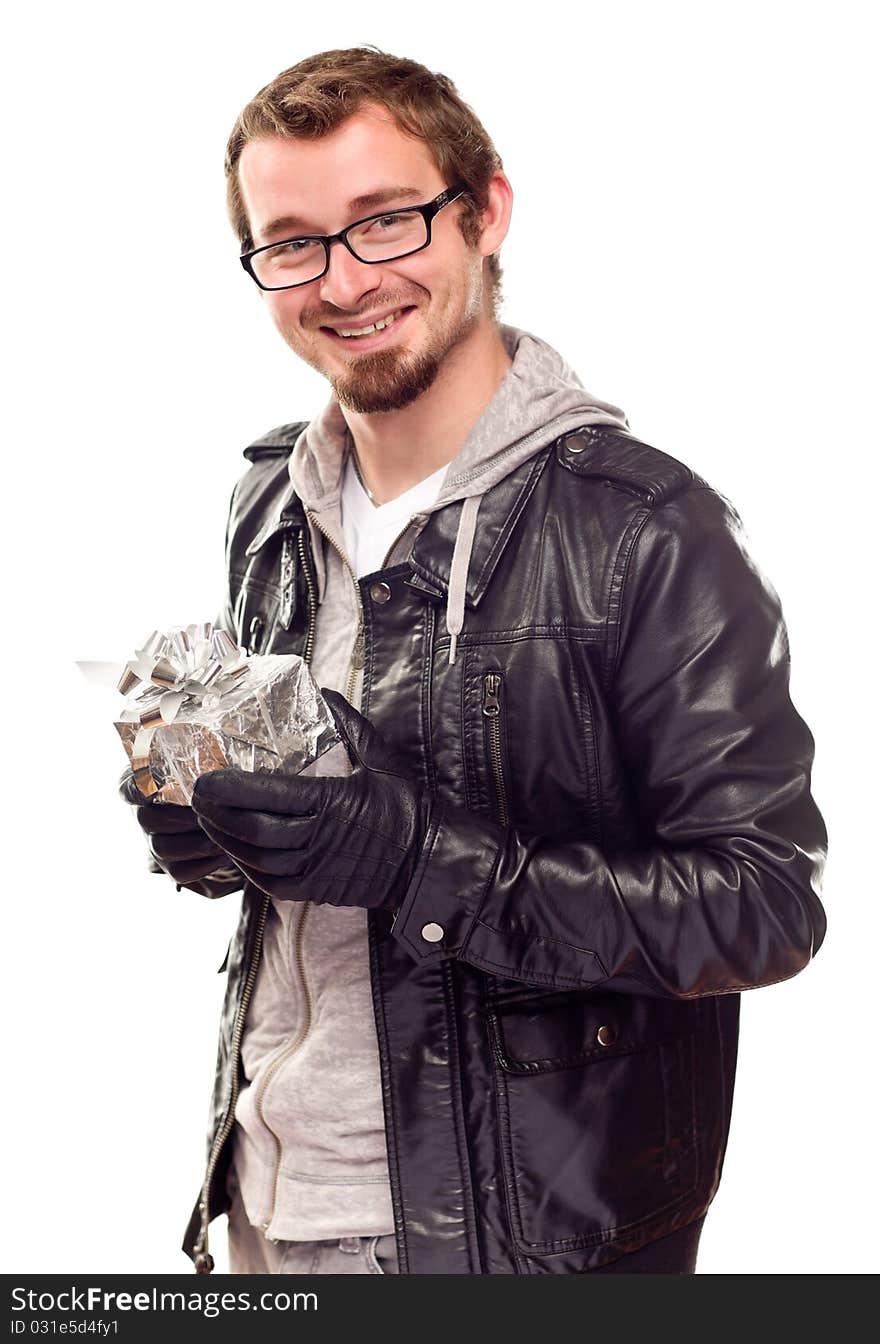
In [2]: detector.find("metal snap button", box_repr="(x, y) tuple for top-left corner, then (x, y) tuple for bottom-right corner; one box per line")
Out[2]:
(567, 437), (588, 454)
(370, 581), (392, 604)
(597, 1024), (616, 1047)
(421, 922), (444, 943)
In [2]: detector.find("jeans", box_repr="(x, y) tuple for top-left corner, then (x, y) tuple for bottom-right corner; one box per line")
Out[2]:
(226, 1181), (399, 1275)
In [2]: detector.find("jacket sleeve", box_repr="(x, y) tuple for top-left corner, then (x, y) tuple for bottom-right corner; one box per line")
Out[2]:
(390, 485), (828, 998)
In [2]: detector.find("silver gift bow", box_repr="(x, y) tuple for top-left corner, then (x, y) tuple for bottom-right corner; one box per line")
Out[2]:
(117, 622), (248, 796)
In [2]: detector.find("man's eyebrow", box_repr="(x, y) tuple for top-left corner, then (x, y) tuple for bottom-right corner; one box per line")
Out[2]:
(258, 186), (425, 243)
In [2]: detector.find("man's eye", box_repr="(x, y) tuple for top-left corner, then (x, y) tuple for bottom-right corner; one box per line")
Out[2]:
(262, 239), (321, 270)
(365, 213), (409, 234)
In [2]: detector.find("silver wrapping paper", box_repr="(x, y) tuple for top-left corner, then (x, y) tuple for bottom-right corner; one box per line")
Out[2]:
(116, 652), (340, 804)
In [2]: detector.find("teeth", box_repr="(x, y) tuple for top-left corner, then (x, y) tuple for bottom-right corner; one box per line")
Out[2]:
(337, 308), (404, 338)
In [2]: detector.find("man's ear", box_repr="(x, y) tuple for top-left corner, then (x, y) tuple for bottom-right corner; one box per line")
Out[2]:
(477, 170), (514, 260)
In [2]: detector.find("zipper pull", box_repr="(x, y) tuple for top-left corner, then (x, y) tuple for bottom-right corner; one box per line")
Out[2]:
(350, 628), (365, 671)
(482, 673), (502, 717)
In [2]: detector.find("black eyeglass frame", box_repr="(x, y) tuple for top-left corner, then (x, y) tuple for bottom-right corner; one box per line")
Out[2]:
(239, 181), (470, 291)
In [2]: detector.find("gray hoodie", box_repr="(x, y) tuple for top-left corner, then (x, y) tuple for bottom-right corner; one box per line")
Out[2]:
(230, 324), (628, 1243)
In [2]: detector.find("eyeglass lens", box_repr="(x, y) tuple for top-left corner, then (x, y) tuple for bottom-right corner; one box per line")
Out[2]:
(251, 209), (430, 289)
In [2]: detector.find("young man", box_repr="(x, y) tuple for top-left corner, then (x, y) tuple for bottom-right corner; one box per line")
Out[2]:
(123, 48), (827, 1275)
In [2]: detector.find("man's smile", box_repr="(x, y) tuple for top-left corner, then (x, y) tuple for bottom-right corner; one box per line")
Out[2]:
(318, 304), (417, 352)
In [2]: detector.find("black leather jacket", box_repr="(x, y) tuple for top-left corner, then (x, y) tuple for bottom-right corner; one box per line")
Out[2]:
(183, 421), (827, 1273)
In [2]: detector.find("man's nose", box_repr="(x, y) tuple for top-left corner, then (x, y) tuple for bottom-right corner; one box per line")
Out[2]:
(318, 240), (383, 310)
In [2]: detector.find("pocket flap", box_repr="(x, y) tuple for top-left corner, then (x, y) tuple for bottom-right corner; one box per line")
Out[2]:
(491, 991), (695, 1074)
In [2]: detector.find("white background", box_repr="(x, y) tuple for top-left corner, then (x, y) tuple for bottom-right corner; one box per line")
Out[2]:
(3, 0), (877, 1275)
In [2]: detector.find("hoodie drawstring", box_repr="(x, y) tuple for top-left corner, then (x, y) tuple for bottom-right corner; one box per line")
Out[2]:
(446, 494), (483, 666)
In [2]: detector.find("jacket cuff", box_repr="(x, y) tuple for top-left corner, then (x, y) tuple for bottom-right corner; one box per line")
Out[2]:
(391, 801), (505, 963)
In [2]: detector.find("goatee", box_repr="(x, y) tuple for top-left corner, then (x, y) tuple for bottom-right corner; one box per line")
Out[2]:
(330, 347), (443, 414)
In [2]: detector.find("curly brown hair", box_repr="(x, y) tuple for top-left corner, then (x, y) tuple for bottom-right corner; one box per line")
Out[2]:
(225, 47), (505, 318)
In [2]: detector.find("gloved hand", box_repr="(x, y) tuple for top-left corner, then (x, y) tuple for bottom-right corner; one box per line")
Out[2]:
(119, 768), (242, 896)
(190, 689), (432, 910)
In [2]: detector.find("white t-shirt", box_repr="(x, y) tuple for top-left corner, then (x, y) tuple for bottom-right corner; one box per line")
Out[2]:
(341, 452), (449, 579)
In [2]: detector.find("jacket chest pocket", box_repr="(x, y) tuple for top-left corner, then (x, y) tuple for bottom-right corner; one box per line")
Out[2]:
(486, 991), (699, 1254)
(233, 526), (315, 657)
(456, 640), (602, 840)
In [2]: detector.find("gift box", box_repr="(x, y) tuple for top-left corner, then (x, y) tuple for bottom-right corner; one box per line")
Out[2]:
(113, 623), (339, 804)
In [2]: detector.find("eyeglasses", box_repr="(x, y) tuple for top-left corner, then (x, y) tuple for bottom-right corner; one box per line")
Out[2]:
(239, 182), (469, 291)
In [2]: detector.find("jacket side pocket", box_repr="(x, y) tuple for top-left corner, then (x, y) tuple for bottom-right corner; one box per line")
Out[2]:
(488, 991), (699, 1254)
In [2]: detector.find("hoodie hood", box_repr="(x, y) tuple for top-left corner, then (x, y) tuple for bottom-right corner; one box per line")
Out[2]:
(288, 323), (628, 662)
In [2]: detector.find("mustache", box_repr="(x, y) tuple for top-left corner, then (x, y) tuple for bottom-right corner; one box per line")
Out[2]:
(303, 295), (419, 328)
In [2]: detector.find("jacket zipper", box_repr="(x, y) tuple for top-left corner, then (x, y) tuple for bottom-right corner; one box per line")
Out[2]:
(297, 529), (318, 664)
(254, 901), (314, 1239)
(195, 522), (322, 1273)
(482, 673), (510, 828)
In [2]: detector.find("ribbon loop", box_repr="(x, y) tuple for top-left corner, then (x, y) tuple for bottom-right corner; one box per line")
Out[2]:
(116, 623), (248, 794)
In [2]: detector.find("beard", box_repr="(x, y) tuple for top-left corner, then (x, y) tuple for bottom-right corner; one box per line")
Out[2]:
(329, 343), (446, 414)
(292, 282), (483, 415)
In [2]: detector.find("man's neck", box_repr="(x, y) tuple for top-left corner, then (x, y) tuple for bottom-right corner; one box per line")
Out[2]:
(341, 319), (513, 505)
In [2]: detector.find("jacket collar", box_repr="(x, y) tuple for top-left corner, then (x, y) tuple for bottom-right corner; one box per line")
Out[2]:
(242, 438), (553, 607)
(406, 449), (550, 609)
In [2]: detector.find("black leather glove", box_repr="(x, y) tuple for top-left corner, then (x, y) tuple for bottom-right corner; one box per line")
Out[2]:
(190, 689), (432, 910)
(119, 768), (242, 897)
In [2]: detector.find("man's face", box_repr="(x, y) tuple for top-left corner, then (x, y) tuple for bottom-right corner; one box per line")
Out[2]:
(236, 106), (488, 413)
